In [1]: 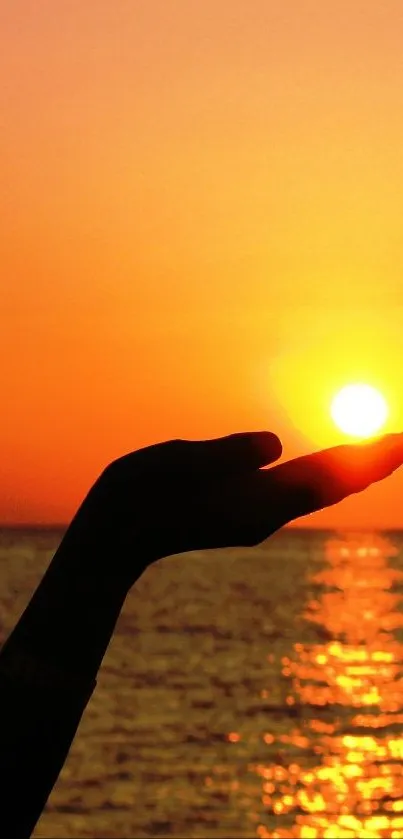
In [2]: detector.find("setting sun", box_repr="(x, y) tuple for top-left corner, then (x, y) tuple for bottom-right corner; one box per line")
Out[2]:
(330, 384), (389, 439)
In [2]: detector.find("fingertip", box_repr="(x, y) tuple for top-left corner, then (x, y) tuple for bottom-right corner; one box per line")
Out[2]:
(190, 430), (283, 475)
(256, 431), (283, 463)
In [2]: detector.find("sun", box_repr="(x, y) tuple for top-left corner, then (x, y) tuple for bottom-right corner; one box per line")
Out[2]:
(330, 383), (389, 439)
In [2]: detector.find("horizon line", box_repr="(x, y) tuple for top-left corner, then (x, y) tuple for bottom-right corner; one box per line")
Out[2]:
(1, 523), (403, 533)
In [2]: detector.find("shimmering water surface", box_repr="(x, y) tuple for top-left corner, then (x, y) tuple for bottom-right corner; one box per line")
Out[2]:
(0, 528), (403, 838)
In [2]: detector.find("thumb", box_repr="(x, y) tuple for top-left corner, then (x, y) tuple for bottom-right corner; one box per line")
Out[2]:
(188, 431), (283, 475)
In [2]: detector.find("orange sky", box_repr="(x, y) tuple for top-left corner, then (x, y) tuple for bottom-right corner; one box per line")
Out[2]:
(2, 1), (403, 528)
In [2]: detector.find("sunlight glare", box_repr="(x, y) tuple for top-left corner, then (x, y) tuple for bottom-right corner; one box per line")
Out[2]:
(330, 384), (388, 439)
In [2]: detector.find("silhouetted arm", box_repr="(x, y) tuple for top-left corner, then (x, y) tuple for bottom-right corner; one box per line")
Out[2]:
(0, 431), (402, 837)
(0, 536), (130, 838)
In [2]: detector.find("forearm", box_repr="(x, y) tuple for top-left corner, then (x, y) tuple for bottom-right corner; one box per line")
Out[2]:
(0, 534), (130, 837)
(2, 534), (129, 679)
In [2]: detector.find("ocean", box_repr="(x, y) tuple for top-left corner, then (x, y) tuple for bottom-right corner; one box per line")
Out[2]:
(0, 527), (402, 839)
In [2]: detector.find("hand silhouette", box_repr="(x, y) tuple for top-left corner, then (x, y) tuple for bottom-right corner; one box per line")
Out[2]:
(65, 431), (403, 590)
(2, 430), (403, 839)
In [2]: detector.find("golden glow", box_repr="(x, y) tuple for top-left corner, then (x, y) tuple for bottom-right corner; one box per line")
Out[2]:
(330, 384), (388, 438)
(2, 4), (403, 526)
(234, 534), (403, 838)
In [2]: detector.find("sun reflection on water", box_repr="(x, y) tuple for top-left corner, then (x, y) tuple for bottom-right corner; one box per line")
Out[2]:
(250, 534), (403, 838)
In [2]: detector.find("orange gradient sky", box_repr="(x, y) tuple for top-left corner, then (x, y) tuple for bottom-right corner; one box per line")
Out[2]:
(2, 1), (403, 527)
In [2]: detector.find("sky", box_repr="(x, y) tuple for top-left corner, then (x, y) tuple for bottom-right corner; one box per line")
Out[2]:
(2, 0), (403, 528)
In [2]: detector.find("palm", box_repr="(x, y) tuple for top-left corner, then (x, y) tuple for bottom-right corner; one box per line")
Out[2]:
(69, 431), (403, 587)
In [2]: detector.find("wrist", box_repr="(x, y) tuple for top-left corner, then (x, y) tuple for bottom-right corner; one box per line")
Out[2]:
(53, 528), (133, 599)
(56, 518), (151, 597)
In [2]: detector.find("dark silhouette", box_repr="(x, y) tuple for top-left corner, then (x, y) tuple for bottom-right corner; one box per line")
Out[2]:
(1, 430), (403, 837)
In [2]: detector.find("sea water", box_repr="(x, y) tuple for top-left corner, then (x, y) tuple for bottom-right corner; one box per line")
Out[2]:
(0, 527), (402, 839)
